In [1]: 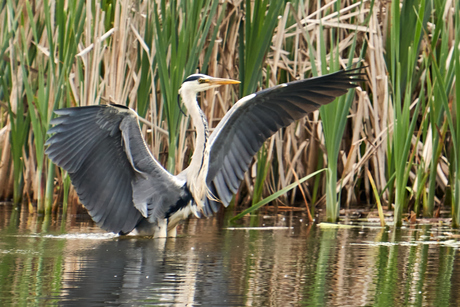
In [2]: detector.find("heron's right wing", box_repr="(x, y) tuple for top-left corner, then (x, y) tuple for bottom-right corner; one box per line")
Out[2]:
(203, 68), (364, 216)
(46, 104), (185, 234)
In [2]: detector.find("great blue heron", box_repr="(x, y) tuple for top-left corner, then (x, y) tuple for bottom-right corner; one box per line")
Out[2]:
(46, 67), (363, 237)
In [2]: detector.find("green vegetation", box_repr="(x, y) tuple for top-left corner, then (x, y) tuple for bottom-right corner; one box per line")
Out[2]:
(0, 0), (459, 227)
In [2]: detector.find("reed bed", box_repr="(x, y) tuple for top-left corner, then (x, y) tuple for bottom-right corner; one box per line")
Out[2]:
(0, 0), (458, 227)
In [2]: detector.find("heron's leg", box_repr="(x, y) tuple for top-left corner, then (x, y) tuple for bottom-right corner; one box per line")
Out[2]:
(167, 226), (178, 238)
(154, 219), (168, 238)
(134, 219), (155, 236)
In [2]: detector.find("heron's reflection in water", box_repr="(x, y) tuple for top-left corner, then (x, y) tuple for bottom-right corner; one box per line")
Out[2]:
(60, 219), (246, 306)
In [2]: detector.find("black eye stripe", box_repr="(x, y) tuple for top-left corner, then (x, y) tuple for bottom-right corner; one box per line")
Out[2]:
(183, 75), (202, 83)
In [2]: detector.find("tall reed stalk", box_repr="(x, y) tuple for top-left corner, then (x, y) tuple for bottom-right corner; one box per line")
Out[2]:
(309, 2), (366, 222)
(429, 14), (460, 226)
(452, 13), (460, 226)
(387, 0), (428, 226)
(4, 0), (30, 205)
(238, 0), (283, 207)
(318, 53), (360, 222)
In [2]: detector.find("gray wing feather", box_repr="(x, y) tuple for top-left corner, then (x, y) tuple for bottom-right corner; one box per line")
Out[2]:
(203, 68), (363, 215)
(46, 104), (183, 234)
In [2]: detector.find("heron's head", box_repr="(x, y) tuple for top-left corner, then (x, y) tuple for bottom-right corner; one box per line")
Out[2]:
(179, 74), (240, 95)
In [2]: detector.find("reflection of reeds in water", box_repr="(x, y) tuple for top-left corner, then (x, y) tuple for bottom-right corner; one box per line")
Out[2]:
(0, 0), (459, 225)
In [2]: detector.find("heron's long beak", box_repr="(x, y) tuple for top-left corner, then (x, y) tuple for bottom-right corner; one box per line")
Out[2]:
(206, 77), (240, 86)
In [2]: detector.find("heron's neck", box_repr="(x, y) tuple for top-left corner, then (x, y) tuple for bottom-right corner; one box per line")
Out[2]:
(181, 90), (210, 207)
(189, 103), (209, 173)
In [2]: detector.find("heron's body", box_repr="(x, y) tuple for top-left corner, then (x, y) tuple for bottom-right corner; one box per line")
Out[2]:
(46, 68), (363, 237)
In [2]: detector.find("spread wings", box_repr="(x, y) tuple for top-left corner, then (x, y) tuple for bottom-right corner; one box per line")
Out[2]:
(46, 68), (363, 227)
(202, 68), (364, 216)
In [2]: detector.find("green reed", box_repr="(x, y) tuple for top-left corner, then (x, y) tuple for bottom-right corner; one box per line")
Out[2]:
(312, 0), (366, 222)
(387, 0), (429, 226)
(423, 1), (456, 219)
(238, 0), (283, 208)
(4, 0), (30, 205)
(35, 0), (85, 213)
(430, 43), (459, 225)
(318, 48), (361, 222)
(239, 0), (284, 96)
(453, 13), (460, 226)
(231, 169), (325, 221)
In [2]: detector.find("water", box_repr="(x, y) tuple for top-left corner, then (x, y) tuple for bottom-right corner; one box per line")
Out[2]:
(1, 203), (460, 306)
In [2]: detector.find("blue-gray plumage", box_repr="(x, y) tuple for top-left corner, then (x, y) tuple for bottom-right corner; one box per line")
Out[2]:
(45, 68), (364, 237)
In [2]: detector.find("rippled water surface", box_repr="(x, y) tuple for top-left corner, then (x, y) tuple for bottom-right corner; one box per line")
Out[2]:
(1, 203), (460, 306)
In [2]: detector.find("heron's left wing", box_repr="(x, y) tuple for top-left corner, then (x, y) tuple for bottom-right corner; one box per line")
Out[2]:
(203, 68), (364, 216)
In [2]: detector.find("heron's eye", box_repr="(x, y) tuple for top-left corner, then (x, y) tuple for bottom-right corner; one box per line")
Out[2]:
(198, 79), (208, 84)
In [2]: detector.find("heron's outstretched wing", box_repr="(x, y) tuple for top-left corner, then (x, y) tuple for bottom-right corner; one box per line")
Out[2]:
(203, 68), (364, 216)
(45, 104), (186, 234)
